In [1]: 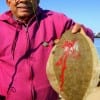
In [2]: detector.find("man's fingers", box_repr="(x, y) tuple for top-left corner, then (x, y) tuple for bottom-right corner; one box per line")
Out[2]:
(54, 39), (60, 44)
(72, 23), (81, 34)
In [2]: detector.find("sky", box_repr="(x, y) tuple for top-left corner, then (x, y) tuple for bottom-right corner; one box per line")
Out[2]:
(0, 0), (100, 34)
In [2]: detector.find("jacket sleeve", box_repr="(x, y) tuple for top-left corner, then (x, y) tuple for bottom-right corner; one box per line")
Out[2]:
(81, 25), (94, 42)
(53, 13), (94, 42)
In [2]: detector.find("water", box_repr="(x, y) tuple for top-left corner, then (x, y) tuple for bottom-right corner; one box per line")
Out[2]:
(94, 38), (100, 58)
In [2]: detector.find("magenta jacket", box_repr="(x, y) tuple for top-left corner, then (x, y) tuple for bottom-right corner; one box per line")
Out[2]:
(0, 7), (94, 100)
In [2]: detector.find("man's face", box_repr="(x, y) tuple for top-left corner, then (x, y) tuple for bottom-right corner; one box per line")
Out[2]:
(6, 0), (38, 19)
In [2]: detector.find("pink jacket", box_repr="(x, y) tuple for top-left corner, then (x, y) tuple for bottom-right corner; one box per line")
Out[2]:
(0, 7), (94, 100)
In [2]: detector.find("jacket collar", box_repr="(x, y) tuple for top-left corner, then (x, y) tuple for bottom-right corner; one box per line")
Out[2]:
(0, 7), (43, 26)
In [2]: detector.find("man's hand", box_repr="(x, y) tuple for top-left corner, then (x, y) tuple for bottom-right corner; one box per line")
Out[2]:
(54, 23), (85, 44)
(72, 23), (84, 34)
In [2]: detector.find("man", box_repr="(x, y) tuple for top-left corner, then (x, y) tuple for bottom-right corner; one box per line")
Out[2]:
(0, 0), (94, 100)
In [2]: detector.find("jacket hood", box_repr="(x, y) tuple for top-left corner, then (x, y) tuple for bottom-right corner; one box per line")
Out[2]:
(0, 11), (15, 25)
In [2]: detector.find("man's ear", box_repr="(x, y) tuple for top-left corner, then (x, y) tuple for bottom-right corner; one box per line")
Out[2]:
(6, 0), (10, 7)
(37, 0), (40, 4)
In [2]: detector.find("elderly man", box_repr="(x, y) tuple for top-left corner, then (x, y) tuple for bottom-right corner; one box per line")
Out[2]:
(0, 0), (94, 100)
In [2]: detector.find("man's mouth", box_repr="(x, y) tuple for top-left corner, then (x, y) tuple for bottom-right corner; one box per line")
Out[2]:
(17, 6), (33, 12)
(16, 2), (35, 13)
(17, 6), (31, 8)
(17, 3), (32, 9)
